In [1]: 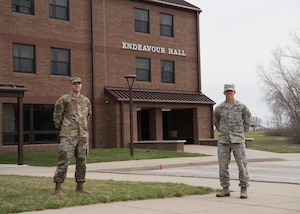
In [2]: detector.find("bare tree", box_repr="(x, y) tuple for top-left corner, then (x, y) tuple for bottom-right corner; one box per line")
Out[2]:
(257, 32), (300, 143)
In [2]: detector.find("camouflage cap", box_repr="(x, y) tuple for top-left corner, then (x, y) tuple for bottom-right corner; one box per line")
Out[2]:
(70, 77), (81, 84)
(224, 84), (235, 91)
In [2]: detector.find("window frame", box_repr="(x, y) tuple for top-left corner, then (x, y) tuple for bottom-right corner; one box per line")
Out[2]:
(49, 0), (69, 21)
(13, 43), (36, 74)
(50, 47), (70, 76)
(12, 0), (35, 15)
(134, 8), (150, 34)
(136, 57), (151, 82)
(161, 60), (175, 83)
(2, 103), (58, 145)
(160, 13), (174, 37)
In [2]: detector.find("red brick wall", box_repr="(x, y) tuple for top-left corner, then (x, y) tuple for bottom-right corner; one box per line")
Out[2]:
(0, 0), (211, 152)
(197, 105), (214, 138)
(101, 0), (199, 91)
(0, 0), (93, 99)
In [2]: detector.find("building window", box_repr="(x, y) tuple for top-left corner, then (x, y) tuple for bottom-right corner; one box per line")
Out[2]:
(2, 104), (58, 145)
(49, 0), (69, 21)
(12, 0), (34, 15)
(161, 60), (174, 83)
(160, 13), (173, 37)
(51, 48), (70, 76)
(136, 58), (151, 82)
(134, 8), (149, 34)
(13, 43), (35, 73)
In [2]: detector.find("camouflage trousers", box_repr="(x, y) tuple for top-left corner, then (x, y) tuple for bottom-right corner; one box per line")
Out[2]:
(217, 142), (249, 188)
(53, 136), (88, 183)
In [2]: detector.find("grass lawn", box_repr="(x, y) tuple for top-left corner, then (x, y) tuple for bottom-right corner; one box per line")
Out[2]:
(0, 149), (212, 214)
(245, 131), (300, 153)
(213, 130), (300, 153)
(0, 148), (205, 166)
(1, 131), (298, 167)
(0, 130), (299, 213)
(0, 175), (215, 214)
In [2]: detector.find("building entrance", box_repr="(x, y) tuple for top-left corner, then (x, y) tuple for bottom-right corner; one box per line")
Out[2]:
(137, 108), (194, 143)
(163, 109), (194, 143)
(137, 110), (150, 140)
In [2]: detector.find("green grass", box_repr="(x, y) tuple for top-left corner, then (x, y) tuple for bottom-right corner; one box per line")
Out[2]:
(214, 130), (300, 153)
(1, 131), (299, 213)
(0, 148), (204, 166)
(0, 175), (216, 214)
(2, 131), (298, 167)
(0, 149), (212, 213)
(245, 131), (300, 153)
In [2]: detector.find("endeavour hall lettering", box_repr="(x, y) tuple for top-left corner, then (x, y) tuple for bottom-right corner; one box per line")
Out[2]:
(122, 42), (186, 57)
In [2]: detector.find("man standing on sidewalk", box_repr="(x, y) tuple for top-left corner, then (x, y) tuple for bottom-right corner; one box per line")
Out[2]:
(53, 77), (92, 196)
(213, 84), (251, 199)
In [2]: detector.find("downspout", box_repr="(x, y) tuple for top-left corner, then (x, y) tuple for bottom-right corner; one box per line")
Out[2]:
(197, 10), (202, 92)
(90, 0), (96, 148)
(121, 101), (124, 148)
(211, 105), (214, 138)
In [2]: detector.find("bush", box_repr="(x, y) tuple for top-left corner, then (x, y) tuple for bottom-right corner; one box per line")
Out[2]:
(264, 127), (300, 144)
(286, 126), (300, 144)
(264, 128), (288, 136)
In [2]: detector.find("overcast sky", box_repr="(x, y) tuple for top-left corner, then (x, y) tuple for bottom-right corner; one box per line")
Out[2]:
(187, 0), (300, 126)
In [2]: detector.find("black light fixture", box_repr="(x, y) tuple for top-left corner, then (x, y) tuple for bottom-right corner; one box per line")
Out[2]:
(124, 74), (137, 157)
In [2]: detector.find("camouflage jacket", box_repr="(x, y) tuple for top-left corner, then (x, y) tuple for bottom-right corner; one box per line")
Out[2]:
(53, 92), (92, 138)
(213, 100), (251, 144)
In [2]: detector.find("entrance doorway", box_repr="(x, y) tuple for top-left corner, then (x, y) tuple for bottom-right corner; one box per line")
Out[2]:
(137, 110), (150, 140)
(137, 108), (194, 143)
(163, 109), (194, 143)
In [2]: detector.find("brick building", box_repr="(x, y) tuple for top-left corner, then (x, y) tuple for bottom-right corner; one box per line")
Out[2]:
(0, 0), (215, 153)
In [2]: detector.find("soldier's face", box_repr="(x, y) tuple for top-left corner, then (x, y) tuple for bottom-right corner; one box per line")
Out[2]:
(224, 90), (235, 99)
(71, 82), (82, 92)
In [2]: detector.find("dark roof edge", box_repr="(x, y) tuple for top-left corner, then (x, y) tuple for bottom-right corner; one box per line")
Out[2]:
(0, 83), (27, 92)
(140, 0), (202, 12)
(105, 86), (204, 95)
(104, 87), (216, 104)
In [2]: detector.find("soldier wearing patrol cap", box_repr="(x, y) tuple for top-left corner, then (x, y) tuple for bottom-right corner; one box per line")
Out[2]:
(53, 77), (92, 196)
(213, 84), (252, 199)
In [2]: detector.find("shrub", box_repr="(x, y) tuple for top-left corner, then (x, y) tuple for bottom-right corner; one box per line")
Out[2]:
(264, 128), (288, 136)
(286, 126), (300, 144)
(264, 126), (300, 144)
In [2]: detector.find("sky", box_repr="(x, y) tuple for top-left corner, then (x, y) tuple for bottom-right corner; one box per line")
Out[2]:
(186, 0), (300, 126)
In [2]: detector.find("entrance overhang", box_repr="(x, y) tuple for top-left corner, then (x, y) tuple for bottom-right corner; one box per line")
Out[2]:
(104, 87), (215, 104)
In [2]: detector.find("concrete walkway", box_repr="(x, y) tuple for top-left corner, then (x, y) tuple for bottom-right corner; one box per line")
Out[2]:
(1, 145), (300, 214)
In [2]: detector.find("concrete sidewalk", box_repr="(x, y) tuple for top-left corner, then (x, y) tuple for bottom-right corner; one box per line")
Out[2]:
(1, 145), (300, 214)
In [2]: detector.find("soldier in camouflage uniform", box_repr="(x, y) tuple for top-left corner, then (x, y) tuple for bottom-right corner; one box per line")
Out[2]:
(53, 77), (92, 196)
(213, 84), (251, 199)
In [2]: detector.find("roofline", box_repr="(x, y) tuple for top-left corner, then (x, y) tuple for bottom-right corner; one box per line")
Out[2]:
(138, 0), (202, 12)
(105, 86), (205, 95)
(104, 87), (216, 105)
(0, 84), (27, 93)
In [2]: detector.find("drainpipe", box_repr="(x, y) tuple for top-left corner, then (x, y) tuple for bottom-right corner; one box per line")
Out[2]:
(197, 10), (202, 92)
(121, 101), (124, 148)
(90, 0), (96, 148)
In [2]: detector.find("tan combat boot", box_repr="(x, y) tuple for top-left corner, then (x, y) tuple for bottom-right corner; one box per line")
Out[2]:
(216, 186), (230, 197)
(53, 182), (64, 196)
(240, 187), (248, 199)
(76, 182), (91, 194)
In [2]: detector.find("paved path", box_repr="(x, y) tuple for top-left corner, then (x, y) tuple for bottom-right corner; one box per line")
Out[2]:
(1, 145), (300, 214)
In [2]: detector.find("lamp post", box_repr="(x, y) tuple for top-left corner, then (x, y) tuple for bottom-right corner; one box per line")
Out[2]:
(124, 74), (137, 157)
